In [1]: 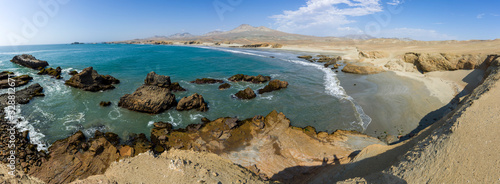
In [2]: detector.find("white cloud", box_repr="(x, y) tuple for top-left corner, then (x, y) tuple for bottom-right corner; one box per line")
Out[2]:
(477, 13), (485, 19)
(270, 0), (382, 36)
(386, 0), (401, 6)
(378, 28), (456, 41)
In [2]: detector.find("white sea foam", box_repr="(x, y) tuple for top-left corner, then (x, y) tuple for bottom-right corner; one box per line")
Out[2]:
(200, 47), (267, 57)
(108, 107), (122, 120)
(259, 95), (274, 100)
(61, 113), (85, 125)
(285, 59), (372, 131)
(189, 114), (204, 121)
(4, 105), (48, 151)
(147, 121), (155, 127)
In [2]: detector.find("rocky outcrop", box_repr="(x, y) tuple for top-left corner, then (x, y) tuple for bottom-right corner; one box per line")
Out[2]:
(150, 111), (385, 182)
(118, 72), (177, 114)
(359, 51), (388, 59)
(0, 84), (45, 175)
(65, 67), (120, 92)
(29, 131), (121, 184)
(228, 74), (271, 84)
(342, 63), (385, 74)
(218, 83), (231, 90)
(10, 54), (49, 70)
(258, 79), (289, 94)
(234, 87), (256, 99)
(190, 78), (224, 84)
(316, 55), (342, 63)
(99, 101), (111, 107)
(0, 83), (44, 109)
(324, 56), (343, 67)
(37, 67), (62, 79)
(0, 74), (33, 89)
(68, 70), (78, 75)
(176, 93), (209, 112)
(403, 52), (495, 73)
(0, 71), (13, 80)
(242, 43), (270, 48)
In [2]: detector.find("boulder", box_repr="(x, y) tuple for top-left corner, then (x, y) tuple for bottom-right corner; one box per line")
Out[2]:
(144, 72), (186, 91)
(218, 83), (231, 90)
(0, 71), (13, 80)
(190, 78), (224, 84)
(235, 87), (256, 99)
(37, 67), (62, 79)
(0, 84), (44, 109)
(176, 93), (209, 112)
(228, 74), (271, 84)
(118, 72), (177, 114)
(341, 64), (385, 74)
(258, 79), (289, 94)
(99, 101), (111, 107)
(65, 67), (120, 92)
(0, 75), (33, 89)
(68, 70), (78, 75)
(10, 54), (49, 70)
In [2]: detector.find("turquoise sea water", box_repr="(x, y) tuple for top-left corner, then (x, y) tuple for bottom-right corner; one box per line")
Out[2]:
(0, 44), (370, 150)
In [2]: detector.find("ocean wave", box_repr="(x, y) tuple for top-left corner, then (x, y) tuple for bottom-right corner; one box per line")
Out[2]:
(285, 59), (372, 131)
(4, 105), (48, 151)
(189, 114), (204, 121)
(200, 47), (267, 58)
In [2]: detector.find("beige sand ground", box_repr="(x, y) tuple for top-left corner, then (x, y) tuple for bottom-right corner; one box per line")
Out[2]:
(71, 150), (267, 184)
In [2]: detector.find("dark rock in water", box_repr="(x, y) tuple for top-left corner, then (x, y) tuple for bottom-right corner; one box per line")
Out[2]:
(258, 79), (289, 94)
(0, 74), (33, 89)
(118, 71), (177, 114)
(144, 71), (171, 87)
(316, 55), (342, 63)
(38, 67), (62, 79)
(64, 67), (120, 92)
(228, 74), (271, 84)
(10, 54), (49, 70)
(0, 71), (14, 80)
(68, 70), (78, 75)
(169, 82), (187, 92)
(218, 83), (231, 90)
(144, 72), (186, 92)
(99, 101), (111, 107)
(235, 87), (256, 99)
(201, 117), (211, 123)
(0, 83), (44, 109)
(176, 93), (208, 112)
(190, 78), (224, 84)
(297, 55), (313, 61)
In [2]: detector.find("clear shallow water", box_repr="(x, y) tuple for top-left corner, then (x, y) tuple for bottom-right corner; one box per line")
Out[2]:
(0, 44), (370, 150)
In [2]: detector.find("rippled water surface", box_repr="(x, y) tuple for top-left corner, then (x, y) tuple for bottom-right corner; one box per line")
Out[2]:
(0, 44), (370, 150)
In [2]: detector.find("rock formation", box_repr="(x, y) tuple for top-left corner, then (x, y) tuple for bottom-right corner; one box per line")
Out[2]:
(228, 74), (271, 84)
(149, 111), (385, 182)
(176, 93), (209, 112)
(235, 87), (256, 99)
(359, 51), (388, 59)
(0, 74), (33, 89)
(403, 52), (495, 73)
(0, 84), (45, 175)
(190, 78), (224, 84)
(64, 67), (120, 92)
(342, 63), (385, 74)
(29, 131), (121, 184)
(258, 79), (289, 94)
(10, 54), (49, 70)
(118, 72), (177, 114)
(218, 83), (231, 90)
(0, 71), (13, 80)
(68, 70), (78, 75)
(37, 67), (62, 79)
(99, 101), (111, 107)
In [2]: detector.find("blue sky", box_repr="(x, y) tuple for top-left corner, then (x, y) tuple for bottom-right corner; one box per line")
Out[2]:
(0, 0), (499, 46)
